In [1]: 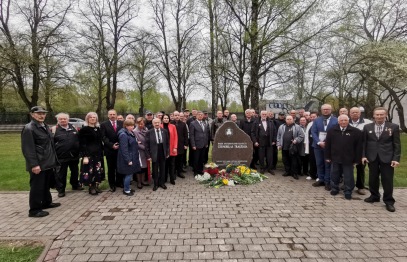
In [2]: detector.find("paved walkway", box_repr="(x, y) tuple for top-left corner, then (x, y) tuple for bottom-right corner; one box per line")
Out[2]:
(1, 171), (406, 261)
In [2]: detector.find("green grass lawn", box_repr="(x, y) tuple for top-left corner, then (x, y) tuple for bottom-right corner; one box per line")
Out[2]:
(1, 132), (406, 190)
(0, 240), (43, 262)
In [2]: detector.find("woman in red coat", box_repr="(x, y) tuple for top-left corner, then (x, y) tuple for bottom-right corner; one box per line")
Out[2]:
(161, 114), (178, 185)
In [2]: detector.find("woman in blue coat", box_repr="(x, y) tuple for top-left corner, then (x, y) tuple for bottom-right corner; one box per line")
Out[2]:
(117, 119), (141, 196)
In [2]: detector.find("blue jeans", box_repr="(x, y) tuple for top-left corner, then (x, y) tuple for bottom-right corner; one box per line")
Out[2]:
(314, 147), (331, 185)
(123, 174), (132, 193)
(330, 162), (354, 196)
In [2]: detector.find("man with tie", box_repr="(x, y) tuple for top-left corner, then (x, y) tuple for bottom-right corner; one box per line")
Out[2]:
(362, 107), (401, 212)
(251, 110), (277, 174)
(189, 111), (210, 176)
(100, 109), (123, 192)
(325, 114), (362, 200)
(145, 118), (170, 191)
(311, 104), (338, 191)
(349, 107), (372, 195)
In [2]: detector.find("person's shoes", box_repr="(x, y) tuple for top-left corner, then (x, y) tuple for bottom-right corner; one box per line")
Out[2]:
(330, 190), (339, 196)
(89, 187), (98, 195)
(29, 211), (49, 218)
(386, 204), (395, 212)
(58, 191), (65, 198)
(43, 203), (61, 209)
(182, 168), (187, 173)
(109, 186), (116, 192)
(72, 185), (84, 190)
(345, 194), (352, 200)
(268, 170), (275, 175)
(95, 186), (102, 193)
(312, 181), (324, 187)
(137, 185), (143, 189)
(141, 182), (150, 186)
(364, 196), (380, 203)
(282, 172), (290, 177)
(306, 176), (312, 180)
(160, 185), (167, 190)
(259, 169), (265, 174)
(325, 184), (331, 191)
(170, 181), (175, 185)
(177, 174), (185, 178)
(153, 186), (158, 191)
(123, 191), (134, 196)
(357, 188), (367, 195)
(292, 174), (299, 180)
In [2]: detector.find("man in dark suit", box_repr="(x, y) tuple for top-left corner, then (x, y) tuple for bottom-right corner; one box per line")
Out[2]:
(251, 110), (277, 174)
(362, 107), (401, 212)
(311, 104), (338, 191)
(325, 115), (362, 200)
(239, 109), (256, 168)
(189, 111), (210, 176)
(100, 109), (123, 192)
(172, 111), (188, 179)
(146, 118), (170, 191)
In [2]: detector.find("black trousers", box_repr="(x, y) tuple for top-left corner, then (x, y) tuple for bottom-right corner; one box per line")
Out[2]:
(165, 156), (176, 182)
(175, 154), (184, 176)
(300, 154), (309, 175)
(152, 144), (166, 186)
(106, 152), (122, 188)
(29, 169), (53, 215)
(188, 145), (194, 167)
(258, 145), (273, 171)
(55, 159), (80, 192)
(250, 147), (259, 168)
(282, 150), (299, 175)
(193, 147), (206, 174)
(272, 144), (278, 169)
(355, 163), (366, 189)
(368, 157), (395, 205)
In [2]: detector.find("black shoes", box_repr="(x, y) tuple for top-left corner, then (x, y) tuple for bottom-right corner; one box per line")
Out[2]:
(312, 181), (324, 187)
(292, 174), (299, 180)
(57, 191), (65, 198)
(170, 181), (175, 185)
(89, 186), (98, 195)
(43, 203), (61, 209)
(177, 174), (185, 178)
(29, 211), (49, 218)
(123, 191), (134, 196)
(268, 170), (275, 175)
(364, 196), (380, 203)
(325, 184), (331, 191)
(386, 204), (395, 212)
(109, 186), (116, 192)
(137, 185), (143, 189)
(330, 190), (339, 196)
(160, 185), (167, 190)
(345, 194), (352, 200)
(72, 185), (84, 190)
(141, 182), (150, 186)
(282, 173), (290, 177)
(153, 186), (158, 191)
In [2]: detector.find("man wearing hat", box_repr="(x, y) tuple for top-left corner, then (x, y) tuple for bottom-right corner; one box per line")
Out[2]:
(21, 106), (60, 217)
(145, 111), (154, 130)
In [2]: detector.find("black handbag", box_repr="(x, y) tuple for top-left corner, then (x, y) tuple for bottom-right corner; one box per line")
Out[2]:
(289, 143), (298, 155)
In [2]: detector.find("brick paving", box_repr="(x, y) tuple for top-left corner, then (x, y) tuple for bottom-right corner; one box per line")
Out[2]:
(0, 170), (406, 261)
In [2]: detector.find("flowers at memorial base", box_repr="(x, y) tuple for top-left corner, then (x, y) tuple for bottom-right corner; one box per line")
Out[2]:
(195, 163), (268, 188)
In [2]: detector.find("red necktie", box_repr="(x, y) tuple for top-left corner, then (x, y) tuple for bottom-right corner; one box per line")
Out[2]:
(112, 121), (117, 132)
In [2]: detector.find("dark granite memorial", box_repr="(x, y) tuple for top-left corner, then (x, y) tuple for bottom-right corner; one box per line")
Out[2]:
(212, 121), (253, 167)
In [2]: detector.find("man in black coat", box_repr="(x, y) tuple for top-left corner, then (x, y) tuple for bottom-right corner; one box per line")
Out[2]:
(189, 111), (210, 176)
(52, 113), (82, 197)
(239, 109), (256, 168)
(325, 114), (362, 200)
(100, 109), (123, 192)
(251, 110), (277, 174)
(362, 107), (401, 212)
(172, 111), (188, 179)
(145, 118), (170, 191)
(21, 106), (60, 218)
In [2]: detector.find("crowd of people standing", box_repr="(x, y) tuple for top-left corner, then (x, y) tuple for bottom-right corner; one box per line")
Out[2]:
(21, 104), (400, 217)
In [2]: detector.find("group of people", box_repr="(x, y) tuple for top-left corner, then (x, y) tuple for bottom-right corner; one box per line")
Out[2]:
(21, 104), (400, 217)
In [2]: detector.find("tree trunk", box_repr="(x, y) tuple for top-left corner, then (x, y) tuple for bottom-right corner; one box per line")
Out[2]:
(248, 0), (260, 110)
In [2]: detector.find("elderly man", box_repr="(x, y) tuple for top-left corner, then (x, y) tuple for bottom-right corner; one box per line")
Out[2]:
(145, 111), (154, 130)
(100, 109), (123, 192)
(190, 111), (210, 175)
(349, 107), (372, 194)
(22, 106), (60, 217)
(325, 115), (362, 199)
(146, 118), (170, 191)
(251, 110), (277, 174)
(339, 108), (348, 115)
(311, 104), (338, 190)
(277, 115), (304, 179)
(52, 113), (82, 197)
(230, 114), (239, 125)
(172, 111), (188, 178)
(211, 110), (225, 141)
(239, 109), (256, 168)
(362, 107), (401, 212)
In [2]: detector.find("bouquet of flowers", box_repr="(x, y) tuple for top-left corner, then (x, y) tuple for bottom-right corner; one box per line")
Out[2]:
(195, 163), (268, 188)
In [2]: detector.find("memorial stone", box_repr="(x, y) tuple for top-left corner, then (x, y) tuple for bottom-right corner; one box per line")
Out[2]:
(212, 121), (253, 167)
